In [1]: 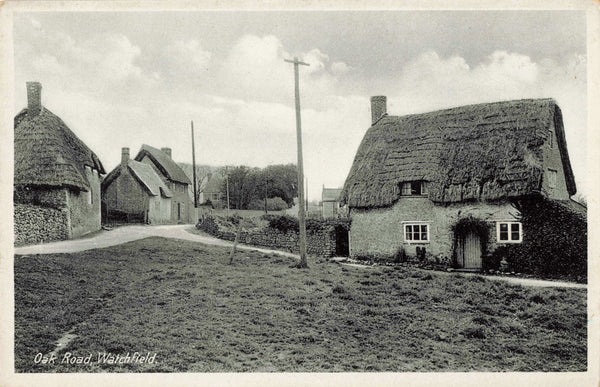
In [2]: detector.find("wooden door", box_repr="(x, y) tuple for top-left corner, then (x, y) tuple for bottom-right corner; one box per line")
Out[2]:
(463, 231), (482, 269)
(456, 231), (482, 269)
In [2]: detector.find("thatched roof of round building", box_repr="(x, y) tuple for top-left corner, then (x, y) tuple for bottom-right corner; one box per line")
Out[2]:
(14, 107), (105, 191)
(341, 98), (576, 208)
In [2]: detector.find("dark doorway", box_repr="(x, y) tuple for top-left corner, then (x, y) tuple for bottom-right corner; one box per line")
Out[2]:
(334, 225), (350, 257)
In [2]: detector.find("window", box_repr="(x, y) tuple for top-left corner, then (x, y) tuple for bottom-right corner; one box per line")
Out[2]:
(548, 169), (557, 188)
(404, 223), (429, 243)
(400, 181), (427, 196)
(497, 222), (522, 243)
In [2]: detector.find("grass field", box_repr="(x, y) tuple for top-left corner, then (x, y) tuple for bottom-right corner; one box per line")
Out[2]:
(14, 237), (587, 372)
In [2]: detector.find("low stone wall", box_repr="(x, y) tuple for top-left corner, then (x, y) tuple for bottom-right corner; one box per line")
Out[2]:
(14, 203), (70, 246)
(197, 216), (337, 258)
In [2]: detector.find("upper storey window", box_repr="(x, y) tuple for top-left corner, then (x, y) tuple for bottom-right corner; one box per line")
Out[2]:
(400, 181), (428, 196)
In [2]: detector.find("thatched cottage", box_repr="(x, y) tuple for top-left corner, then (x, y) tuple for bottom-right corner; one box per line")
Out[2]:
(341, 96), (585, 271)
(14, 82), (105, 245)
(101, 148), (173, 224)
(133, 144), (192, 223)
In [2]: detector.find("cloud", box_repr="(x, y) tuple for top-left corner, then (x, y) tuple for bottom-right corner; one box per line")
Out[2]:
(160, 40), (212, 78)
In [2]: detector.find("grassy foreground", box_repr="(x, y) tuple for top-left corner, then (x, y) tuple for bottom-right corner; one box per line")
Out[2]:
(14, 237), (586, 372)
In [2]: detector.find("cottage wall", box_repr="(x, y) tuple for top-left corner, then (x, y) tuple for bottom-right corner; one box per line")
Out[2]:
(68, 167), (102, 238)
(168, 182), (191, 223)
(322, 201), (338, 219)
(103, 168), (149, 216)
(349, 197), (520, 259)
(542, 119), (570, 200)
(148, 195), (171, 224)
(139, 155), (191, 223)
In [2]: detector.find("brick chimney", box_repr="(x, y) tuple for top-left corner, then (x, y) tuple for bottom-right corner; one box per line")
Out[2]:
(121, 147), (130, 169)
(161, 147), (172, 158)
(26, 81), (42, 116)
(370, 96), (387, 125)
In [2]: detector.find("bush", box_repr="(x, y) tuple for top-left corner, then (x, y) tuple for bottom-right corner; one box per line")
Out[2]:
(266, 214), (299, 233)
(247, 197), (288, 211)
(490, 195), (587, 282)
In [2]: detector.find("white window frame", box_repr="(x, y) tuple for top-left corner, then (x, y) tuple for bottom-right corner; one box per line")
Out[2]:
(548, 169), (557, 188)
(403, 222), (430, 244)
(496, 221), (522, 243)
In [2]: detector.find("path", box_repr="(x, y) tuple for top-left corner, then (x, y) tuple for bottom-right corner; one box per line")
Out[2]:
(15, 225), (585, 289)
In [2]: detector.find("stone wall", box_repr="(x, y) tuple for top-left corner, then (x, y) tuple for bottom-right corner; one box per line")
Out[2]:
(349, 197), (519, 260)
(197, 217), (337, 258)
(14, 203), (70, 246)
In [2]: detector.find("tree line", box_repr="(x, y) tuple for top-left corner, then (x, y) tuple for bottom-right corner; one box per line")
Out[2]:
(219, 164), (298, 210)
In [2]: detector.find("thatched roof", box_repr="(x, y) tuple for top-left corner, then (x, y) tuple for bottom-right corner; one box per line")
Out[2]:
(102, 160), (173, 198)
(322, 188), (343, 202)
(201, 173), (223, 194)
(14, 107), (105, 191)
(134, 144), (191, 185)
(341, 98), (576, 208)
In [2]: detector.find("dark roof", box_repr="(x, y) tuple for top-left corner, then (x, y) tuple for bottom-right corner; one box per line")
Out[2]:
(341, 98), (576, 208)
(322, 188), (342, 202)
(134, 144), (191, 185)
(201, 173), (223, 193)
(14, 107), (105, 191)
(102, 160), (172, 198)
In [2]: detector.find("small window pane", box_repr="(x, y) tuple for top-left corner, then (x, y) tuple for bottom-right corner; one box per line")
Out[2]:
(401, 183), (412, 195)
(500, 224), (508, 232)
(421, 182), (428, 195)
(411, 182), (421, 195)
(510, 224), (519, 232)
(406, 225), (412, 240)
(420, 225), (428, 241)
(511, 231), (520, 240)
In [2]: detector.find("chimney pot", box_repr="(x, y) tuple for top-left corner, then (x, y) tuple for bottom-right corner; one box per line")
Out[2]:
(370, 96), (387, 125)
(26, 82), (42, 116)
(121, 147), (130, 169)
(161, 147), (172, 158)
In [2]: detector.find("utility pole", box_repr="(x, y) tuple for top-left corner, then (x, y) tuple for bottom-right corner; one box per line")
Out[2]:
(305, 176), (308, 214)
(285, 56), (309, 268)
(191, 121), (198, 208)
(225, 166), (230, 216)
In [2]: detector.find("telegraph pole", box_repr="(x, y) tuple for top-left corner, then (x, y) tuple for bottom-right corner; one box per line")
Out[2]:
(191, 121), (198, 208)
(285, 57), (309, 268)
(225, 166), (230, 216)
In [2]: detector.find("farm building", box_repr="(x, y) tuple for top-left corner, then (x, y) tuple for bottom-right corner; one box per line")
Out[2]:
(101, 148), (172, 224)
(14, 82), (105, 245)
(133, 144), (193, 223)
(321, 186), (343, 219)
(341, 96), (586, 273)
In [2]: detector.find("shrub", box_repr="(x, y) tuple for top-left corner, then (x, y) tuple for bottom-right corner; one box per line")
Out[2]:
(247, 197), (288, 211)
(490, 195), (587, 282)
(266, 214), (299, 233)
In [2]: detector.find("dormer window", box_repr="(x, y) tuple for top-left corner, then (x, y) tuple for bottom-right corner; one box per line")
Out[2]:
(401, 181), (427, 196)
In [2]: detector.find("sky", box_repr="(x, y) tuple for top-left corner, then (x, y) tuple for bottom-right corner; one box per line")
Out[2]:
(13, 10), (587, 201)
